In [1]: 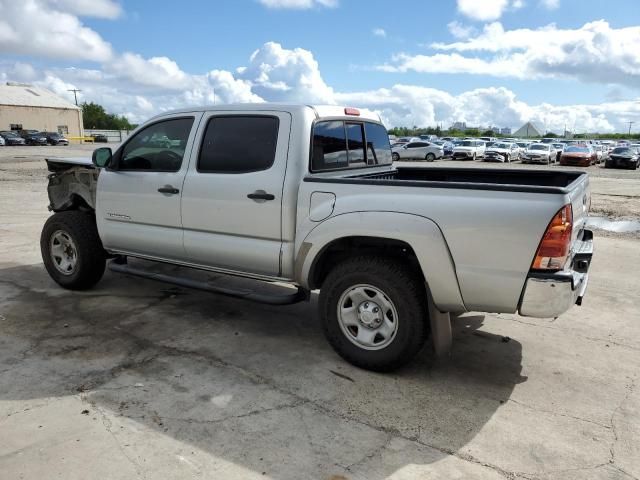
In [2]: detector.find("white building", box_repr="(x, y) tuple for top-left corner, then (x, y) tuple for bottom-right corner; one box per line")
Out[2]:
(0, 82), (83, 137)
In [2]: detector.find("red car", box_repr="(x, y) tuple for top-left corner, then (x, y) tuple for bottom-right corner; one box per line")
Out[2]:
(559, 145), (597, 167)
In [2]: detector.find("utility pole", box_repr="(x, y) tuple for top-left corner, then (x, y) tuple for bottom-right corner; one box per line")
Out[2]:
(628, 121), (635, 135)
(67, 88), (81, 106)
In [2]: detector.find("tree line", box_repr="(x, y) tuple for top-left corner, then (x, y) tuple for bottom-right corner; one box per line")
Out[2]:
(82, 102), (136, 131)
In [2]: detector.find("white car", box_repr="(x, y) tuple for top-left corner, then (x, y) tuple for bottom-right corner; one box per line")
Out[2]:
(452, 140), (485, 160)
(516, 141), (533, 156)
(392, 141), (444, 161)
(483, 142), (520, 163)
(0, 135), (5, 146)
(521, 143), (555, 164)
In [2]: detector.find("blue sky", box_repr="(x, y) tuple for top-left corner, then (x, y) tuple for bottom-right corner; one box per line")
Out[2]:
(1, 0), (639, 132)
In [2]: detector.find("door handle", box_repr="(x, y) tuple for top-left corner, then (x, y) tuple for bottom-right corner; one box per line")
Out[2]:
(247, 190), (275, 201)
(158, 185), (180, 194)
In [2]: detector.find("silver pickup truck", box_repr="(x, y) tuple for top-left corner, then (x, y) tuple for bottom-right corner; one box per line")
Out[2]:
(41, 104), (593, 371)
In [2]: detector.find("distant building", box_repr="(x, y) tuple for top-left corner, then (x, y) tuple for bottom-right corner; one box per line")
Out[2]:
(0, 82), (83, 137)
(513, 121), (542, 138)
(451, 121), (467, 130)
(500, 127), (512, 135)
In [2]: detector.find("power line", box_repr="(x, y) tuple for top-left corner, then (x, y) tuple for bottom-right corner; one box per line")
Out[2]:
(67, 88), (82, 106)
(627, 121), (635, 135)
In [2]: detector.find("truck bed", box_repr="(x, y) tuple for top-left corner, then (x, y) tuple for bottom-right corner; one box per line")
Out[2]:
(305, 166), (586, 194)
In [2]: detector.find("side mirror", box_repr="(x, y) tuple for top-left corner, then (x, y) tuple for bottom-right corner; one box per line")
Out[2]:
(92, 147), (112, 168)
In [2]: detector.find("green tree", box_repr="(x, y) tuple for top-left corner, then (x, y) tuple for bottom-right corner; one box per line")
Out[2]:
(81, 102), (136, 130)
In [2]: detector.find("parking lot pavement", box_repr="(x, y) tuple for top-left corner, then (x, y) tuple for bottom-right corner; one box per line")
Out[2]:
(1, 150), (639, 479)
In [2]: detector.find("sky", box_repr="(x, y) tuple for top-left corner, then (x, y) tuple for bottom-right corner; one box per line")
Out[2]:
(1, 0), (639, 133)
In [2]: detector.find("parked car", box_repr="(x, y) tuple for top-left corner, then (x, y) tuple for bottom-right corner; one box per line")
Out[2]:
(516, 141), (532, 156)
(593, 145), (606, 164)
(483, 142), (520, 163)
(605, 147), (639, 170)
(419, 134), (438, 142)
(44, 132), (69, 146)
(433, 140), (454, 157)
(39, 103), (593, 372)
(92, 134), (109, 143)
(559, 145), (597, 167)
(552, 143), (565, 162)
(0, 131), (26, 145)
(521, 143), (555, 164)
(391, 141), (444, 161)
(23, 132), (49, 146)
(452, 140), (485, 160)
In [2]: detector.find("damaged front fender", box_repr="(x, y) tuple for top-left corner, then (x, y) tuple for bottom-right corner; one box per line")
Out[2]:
(46, 160), (99, 212)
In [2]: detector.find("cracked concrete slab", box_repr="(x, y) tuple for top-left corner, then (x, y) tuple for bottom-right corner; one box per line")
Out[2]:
(1, 152), (639, 479)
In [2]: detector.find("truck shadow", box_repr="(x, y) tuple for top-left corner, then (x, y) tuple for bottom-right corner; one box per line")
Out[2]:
(0, 262), (525, 478)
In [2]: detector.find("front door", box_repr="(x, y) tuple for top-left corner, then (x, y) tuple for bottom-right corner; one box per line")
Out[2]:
(181, 111), (292, 277)
(96, 113), (201, 260)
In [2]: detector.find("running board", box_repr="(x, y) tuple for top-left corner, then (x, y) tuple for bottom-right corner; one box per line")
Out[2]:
(108, 261), (309, 305)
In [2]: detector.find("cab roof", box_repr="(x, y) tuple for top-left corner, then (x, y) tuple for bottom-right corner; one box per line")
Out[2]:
(151, 103), (382, 123)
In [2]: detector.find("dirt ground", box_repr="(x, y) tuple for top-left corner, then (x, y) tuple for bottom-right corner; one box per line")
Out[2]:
(1, 146), (639, 480)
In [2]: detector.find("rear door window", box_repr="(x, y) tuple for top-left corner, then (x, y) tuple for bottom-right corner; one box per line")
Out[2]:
(198, 116), (279, 173)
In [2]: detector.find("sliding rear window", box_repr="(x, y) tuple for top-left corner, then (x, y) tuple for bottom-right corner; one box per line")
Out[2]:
(311, 120), (391, 172)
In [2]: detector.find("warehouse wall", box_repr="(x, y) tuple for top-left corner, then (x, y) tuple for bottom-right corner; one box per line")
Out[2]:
(0, 105), (83, 137)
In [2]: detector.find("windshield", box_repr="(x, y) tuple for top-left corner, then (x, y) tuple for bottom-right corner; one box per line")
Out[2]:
(517, 142), (529, 147)
(461, 141), (473, 146)
(529, 144), (548, 151)
(565, 146), (590, 153)
(612, 147), (632, 154)
(492, 143), (510, 149)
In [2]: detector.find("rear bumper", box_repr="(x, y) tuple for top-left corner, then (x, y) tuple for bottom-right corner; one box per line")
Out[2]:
(518, 229), (593, 318)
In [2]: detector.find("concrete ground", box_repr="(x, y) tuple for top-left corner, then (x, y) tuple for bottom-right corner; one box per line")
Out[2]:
(1, 146), (639, 479)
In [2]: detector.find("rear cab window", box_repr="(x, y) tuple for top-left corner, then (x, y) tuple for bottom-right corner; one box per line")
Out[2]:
(311, 120), (391, 172)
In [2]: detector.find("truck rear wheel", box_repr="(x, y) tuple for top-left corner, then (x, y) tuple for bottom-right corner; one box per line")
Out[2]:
(318, 256), (428, 372)
(41, 211), (106, 290)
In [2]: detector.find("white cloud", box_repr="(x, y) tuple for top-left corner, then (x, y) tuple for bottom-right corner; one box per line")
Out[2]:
(540, 0), (559, 9)
(381, 21), (640, 88)
(373, 28), (387, 38)
(0, 0), (113, 61)
(447, 21), (477, 40)
(238, 42), (335, 103)
(456, 0), (522, 21)
(47, 0), (122, 18)
(257, 0), (337, 8)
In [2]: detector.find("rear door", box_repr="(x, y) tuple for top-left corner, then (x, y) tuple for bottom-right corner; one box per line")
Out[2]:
(180, 111), (291, 277)
(96, 113), (201, 260)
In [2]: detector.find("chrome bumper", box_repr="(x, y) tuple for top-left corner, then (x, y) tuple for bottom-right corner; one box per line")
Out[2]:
(518, 229), (593, 318)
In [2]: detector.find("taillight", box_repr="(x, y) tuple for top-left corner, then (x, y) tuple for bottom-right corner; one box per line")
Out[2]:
(532, 204), (573, 271)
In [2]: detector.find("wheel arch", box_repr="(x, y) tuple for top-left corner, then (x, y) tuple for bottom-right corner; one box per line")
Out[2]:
(296, 211), (466, 312)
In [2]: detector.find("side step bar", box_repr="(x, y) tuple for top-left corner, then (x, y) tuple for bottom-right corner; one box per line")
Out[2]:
(108, 261), (309, 306)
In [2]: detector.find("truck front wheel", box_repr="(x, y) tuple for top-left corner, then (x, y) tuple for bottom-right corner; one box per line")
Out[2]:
(41, 211), (106, 290)
(318, 257), (428, 372)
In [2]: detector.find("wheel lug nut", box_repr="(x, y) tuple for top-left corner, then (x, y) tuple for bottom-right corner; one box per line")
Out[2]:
(364, 303), (369, 308)
(373, 307), (379, 313)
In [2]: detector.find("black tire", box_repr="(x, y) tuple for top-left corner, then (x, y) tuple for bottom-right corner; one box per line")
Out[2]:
(392, 152), (400, 162)
(425, 153), (435, 162)
(41, 211), (106, 290)
(472, 153), (476, 161)
(318, 256), (428, 372)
